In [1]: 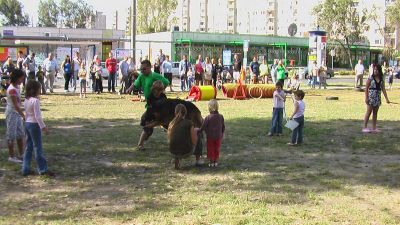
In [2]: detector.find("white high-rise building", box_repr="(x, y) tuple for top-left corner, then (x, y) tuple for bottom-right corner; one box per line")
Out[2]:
(173, 0), (390, 47)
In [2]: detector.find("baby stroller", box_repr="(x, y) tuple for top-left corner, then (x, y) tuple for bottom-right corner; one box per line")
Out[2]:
(0, 73), (10, 104)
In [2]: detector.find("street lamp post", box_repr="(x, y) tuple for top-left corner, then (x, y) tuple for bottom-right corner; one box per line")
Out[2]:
(131, 0), (136, 64)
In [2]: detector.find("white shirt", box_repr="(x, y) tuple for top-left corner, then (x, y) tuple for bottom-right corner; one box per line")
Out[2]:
(273, 90), (285, 108)
(355, 64), (365, 75)
(73, 57), (81, 72)
(24, 97), (46, 129)
(42, 58), (58, 73)
(293, 100), (305, 118)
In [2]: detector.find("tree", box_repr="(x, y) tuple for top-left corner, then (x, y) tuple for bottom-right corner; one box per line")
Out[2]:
(386, 0), (400, 51)
(313, 0), (371, 68)
(38, 0), (94, 28)
(0, 0), (29, 26)
(60, 0), (75, 28)
(38, 0), (59, 27)
(137, 0), (178, 34)
(73, 1), (95, 28)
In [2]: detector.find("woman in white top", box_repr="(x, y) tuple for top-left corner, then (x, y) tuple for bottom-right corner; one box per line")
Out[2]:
(204, 57), (212, 86)
(288, 90), (305, 146)
(22, 80), (54, 176)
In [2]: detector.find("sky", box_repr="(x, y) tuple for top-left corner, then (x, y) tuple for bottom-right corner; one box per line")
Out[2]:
(19, 0), (130, 29)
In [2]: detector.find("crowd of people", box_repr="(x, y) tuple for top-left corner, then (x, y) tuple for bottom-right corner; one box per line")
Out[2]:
(0, 47), (394, 172)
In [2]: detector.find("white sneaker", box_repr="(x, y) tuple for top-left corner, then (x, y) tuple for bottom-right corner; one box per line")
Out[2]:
(8, 157), (22, 163)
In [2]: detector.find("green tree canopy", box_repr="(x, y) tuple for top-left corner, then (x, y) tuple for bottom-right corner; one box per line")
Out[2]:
(313, 0), (371, 68)
(38, 0), (59, 27)
(38, 0), (94, 28)
(137, 0), (178, 34)
(0, 0), (29, 26)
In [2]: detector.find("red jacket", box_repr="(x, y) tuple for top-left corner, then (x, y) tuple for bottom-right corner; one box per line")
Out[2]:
(105, 58), (117, 73)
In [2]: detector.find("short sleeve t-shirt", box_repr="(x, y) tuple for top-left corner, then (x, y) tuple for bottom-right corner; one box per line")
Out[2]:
(355, 64), (365, 75)
(134, 72), (170, 100)
(6, 84), (21, 113)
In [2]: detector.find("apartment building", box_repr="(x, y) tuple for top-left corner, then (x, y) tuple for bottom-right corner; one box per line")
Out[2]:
(173, 0), (391, 48)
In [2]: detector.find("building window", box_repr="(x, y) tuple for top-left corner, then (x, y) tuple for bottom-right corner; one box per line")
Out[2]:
(375, 39), (381, 44)
(228, 22), (233, 26)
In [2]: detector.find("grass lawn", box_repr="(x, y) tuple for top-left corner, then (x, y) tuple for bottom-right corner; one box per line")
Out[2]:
(0, 86), (400, 224)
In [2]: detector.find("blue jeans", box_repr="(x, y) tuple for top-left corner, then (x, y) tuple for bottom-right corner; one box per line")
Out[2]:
(108, 72), (116, 92)
(291, 116), (304, 144)
(270, 108), (283, 134)
(180, 75), (187, 91)
(22, 122), (48, 175)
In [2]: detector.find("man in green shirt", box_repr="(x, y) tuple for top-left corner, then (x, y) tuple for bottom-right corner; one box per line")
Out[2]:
(127, 60), (170, 100)
(127, 60), (170, 150)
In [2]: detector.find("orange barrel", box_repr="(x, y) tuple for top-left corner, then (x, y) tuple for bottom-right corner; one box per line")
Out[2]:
(222, 84), (275, 98)
(187, 85), (217, 101)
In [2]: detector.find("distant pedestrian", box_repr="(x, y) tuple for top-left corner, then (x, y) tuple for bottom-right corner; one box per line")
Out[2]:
(259, 58), (270, 84)
(42, 53), (58, 93)
(61, 55), (72, 93)
(270, 59), (278, 84)
(232, 54), (242, 82)
(161, 55), (174, 92)
(105, 52), (117, 92)
(16, 51), (26, 90)
(194, 59), (204, 86)
(36, 66), (46, 94)
(72, 52), (82, 92)
(319, 60), (327, 89)
(204, 57), (212, 86)
(179, 54), (191, 91)
(158, 49), (165, 72)
(118, 56), (130, 94)
(354, 59), (365, 88)
(311, 61), (319, 89)
(153, 58), (161, 74)
(2, 56), (15, 75)
(93, 60), (102, 94)
(78, 62), (87, 98)
(250, 56), (260, 84)
(22, 80), (55, 177)
(276, 60), (286, 86)
(23, 52), (36, 81)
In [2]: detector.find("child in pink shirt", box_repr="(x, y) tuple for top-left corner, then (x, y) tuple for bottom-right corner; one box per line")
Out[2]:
(22, 80), (54, 177)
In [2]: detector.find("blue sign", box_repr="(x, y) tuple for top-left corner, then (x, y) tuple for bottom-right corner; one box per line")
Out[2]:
(222, 49), (232, 66)
(3, 30), (14, 36)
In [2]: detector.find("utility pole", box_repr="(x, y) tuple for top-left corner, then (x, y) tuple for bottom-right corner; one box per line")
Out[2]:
(131, 0), (136, 64)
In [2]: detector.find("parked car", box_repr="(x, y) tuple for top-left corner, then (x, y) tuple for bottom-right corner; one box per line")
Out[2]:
(171, 62), (180, 77)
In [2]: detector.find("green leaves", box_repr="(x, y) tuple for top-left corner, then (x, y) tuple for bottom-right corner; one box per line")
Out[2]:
(37, 0), (94, 28)
(0, 0), (29, 26)
(313, 0), (372, 68)
(137, 0), (178, 34)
